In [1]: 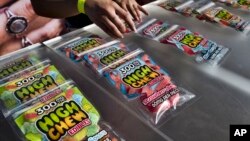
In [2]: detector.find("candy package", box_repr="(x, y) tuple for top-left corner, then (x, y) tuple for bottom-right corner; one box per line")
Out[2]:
(83, 40), (131, 75)
(196, 3), (250, 31)
(136, 18), (172, 40)
(0, 65), (67, 116)
(0, 60), (51, 85)
(55, 32), (106, 62)
(0, 54), (42, 80)
(158, 0), (194, 11)
(10, 83), (124, 141)
(217, 0), (250, 10)
(102, 48), (196, 124)
(158, 25), (229, 65)
(177, 0), (215, 16)
(124, 20), (143, 33)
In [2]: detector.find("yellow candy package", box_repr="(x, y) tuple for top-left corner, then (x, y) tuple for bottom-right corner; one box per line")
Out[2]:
(0, 65), (66, 116)
(0, 54), (42, 80)
(11, 84), (123, 141)
(0, 60), (51, 85)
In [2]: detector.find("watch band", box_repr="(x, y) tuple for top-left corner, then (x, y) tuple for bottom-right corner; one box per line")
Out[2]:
(5, 9), (14, 18)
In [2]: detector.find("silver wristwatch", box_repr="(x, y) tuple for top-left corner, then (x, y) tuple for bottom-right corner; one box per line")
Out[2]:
(4, 9), (28, 35)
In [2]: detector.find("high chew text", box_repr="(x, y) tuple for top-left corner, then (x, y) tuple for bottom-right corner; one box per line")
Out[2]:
(36, 101), (90, 141)
(71, 39), (102, 54)
(123, 65), (160, 88)
(0, 60), (33, 79)
(14, 75), (58, 102)
(100, 50), (127, 65)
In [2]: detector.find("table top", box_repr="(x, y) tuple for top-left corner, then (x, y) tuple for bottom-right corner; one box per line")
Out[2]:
(1, 1), (250, 141)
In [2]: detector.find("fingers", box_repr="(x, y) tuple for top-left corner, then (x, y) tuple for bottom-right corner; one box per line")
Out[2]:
(127, 4), (148, 22)
(121, 3), (128, 12)
(97, 22), (118, 38)
(102, 16), (124, 38)
(26, 19), (65, 43)
(106, 12), (126, 33)
(118, 0), (149, 22)
(113, 2), (136, 32)
(128, 3), (139, 21)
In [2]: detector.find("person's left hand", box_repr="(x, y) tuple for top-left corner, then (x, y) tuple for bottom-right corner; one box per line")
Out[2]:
(0, 0), (66, 55)
(115, 0), (148, 22)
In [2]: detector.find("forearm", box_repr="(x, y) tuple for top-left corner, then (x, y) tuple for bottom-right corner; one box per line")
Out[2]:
(30, 0), (79, 18)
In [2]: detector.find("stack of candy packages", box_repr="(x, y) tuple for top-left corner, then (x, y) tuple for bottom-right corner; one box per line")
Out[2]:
(136, 18), (229, 66)
(63, 36), (197, 124)
(0, 51), (124, 141)
(157, 0), (250, 32)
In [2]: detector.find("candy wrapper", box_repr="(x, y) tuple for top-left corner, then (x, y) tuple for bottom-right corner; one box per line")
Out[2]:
(197, 4), (250, 31)
(11, 84), (123, 141)
(0, 60), (51, 85)
(83, 40), (131, 75)
(158, 0), (195, 13)
(124, 20), (142, 33)
(102, 49), (195, 124)
(0, 54), (41, 80)
(137, 19), (172, 40)
(177, 0), (215, 16)
(56, 33), (106, 62)
(0, 65), (66, 115)
(158, 25), (229, 65)
(217, 0), (250, 10)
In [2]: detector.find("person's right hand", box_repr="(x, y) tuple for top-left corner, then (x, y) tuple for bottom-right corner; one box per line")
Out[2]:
(84, 0), (136, 38)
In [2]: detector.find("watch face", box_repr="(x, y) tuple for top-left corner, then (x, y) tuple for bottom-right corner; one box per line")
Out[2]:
(6, 16), (28, 34)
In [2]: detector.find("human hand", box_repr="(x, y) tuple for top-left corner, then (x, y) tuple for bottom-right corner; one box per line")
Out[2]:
(115, 0), (148, 22)
(0, 19), (65, 55)
(84, 0), (136, 38)
(0, 0), (66, 55)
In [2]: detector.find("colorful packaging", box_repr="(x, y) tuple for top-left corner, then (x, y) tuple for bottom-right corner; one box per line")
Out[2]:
(178, 0), (214, 16)
(0, 54), (41, 80)
(217, 0), (250, 10)
(201, 6), (249, 31)
(83, 40), (131, 75)
(158, 0), (194, 11)
(0, 65), (66, 113)
(104, 49), (181, 105)
(102, 49), (195, 124)
(57, 34), (106, 62)
(12, 85), (121, 141)
(159, 25), (229, 65)
(137, 19), (172, 40)
(103, 48), (179, 101)
(124, 20), (142, 33)
(0, 60), (51, 85)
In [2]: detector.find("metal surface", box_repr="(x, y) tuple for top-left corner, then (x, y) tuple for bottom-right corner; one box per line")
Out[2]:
(1, 1), (250, 141)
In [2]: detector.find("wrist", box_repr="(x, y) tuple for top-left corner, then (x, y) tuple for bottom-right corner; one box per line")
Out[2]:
(77, 0), (86, 14)
(0, 8), (10, 45)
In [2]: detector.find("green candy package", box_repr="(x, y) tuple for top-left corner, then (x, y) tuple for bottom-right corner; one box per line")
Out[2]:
(0, 65), (66, 115)
(0, 54), (42, 80)
(11, 84), (123, 141)
(0, 60), (51, 85)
